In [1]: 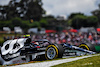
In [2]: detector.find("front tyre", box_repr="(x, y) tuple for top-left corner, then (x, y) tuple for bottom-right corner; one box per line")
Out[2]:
(45, 44), (64, 60)
(79, 43), (96, 52)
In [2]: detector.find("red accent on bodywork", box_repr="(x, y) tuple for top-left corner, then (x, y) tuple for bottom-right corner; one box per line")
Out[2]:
(36, 46), (40, 48)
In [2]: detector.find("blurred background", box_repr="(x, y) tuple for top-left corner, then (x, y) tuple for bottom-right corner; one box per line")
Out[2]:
(0, 0), (100, 47)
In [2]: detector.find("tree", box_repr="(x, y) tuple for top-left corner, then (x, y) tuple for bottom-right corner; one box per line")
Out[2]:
(86, 16), (98, 27)
(25, 0), (45, 21)
(11, 17), (22, 26)
(68, 13), (87, 29)
(68, 13), (84, 19)
(71, 15), (87, 29)
(40, 18), (48, 27)
(0, 0), (45, 21)
(92, 4), (100, 25)
(0, 6), (7, 20)
(68, 13), (98, 29)
(0, 20), (11, 30)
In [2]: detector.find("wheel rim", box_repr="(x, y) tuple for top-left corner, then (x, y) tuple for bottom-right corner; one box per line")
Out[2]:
(47, 47), (56, 59)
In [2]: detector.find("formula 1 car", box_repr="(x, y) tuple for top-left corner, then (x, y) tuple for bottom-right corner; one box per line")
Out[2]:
(0, 38), (96, 65)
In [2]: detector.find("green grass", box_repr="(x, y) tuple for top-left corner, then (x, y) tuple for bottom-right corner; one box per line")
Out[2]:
(52, 55), (100, 67)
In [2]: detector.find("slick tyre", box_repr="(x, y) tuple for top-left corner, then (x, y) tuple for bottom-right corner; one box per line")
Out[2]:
(79, 43), (96, 52)
(45, 44), (64, 60)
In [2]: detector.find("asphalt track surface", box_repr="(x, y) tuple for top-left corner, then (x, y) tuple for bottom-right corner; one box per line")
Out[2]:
(9, 54), (100, 67)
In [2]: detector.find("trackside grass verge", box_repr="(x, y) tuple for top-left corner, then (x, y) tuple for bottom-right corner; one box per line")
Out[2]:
(0, 54), (99, 67)
(52, 54), (100, 67)
(1, 55), (97, 67)
(1, 57), (66, 67)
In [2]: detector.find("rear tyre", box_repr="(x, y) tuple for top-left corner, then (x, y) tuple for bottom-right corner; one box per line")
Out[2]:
(45, 44), (64, 60)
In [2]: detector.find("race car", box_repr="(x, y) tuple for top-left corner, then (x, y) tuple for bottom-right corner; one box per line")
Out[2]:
(0, 38), (96, 65)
